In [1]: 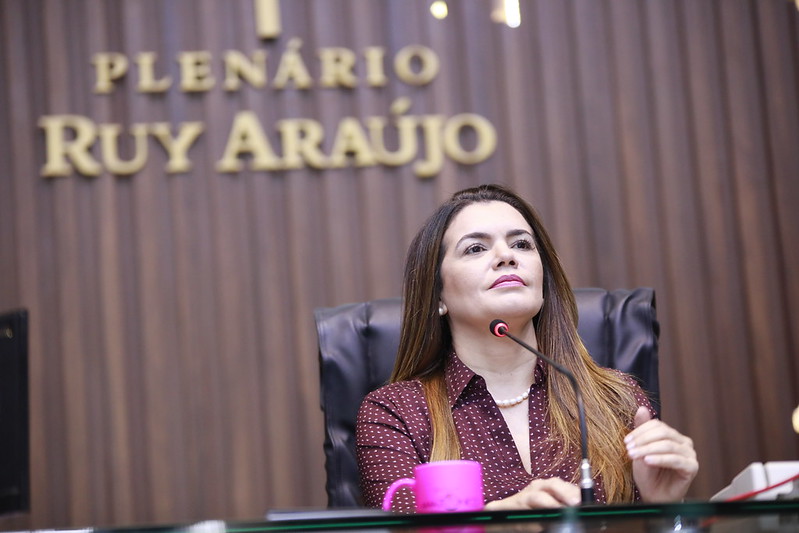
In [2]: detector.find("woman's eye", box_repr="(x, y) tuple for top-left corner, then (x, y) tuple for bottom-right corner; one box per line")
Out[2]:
(464, 243), (485, 255)
(512, 239), (535, 250)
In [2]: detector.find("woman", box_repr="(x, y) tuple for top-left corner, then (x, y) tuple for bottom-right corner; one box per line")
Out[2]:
(356, 184), (698, 512)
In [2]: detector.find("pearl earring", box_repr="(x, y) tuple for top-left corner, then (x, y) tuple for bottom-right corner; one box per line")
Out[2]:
(438, 303), (447, 316)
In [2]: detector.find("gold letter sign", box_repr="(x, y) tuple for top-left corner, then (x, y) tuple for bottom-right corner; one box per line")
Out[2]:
(254, 0), (281, 39)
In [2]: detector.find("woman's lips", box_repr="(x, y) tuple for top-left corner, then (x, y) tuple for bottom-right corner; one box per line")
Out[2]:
(490, 275), (525, 289)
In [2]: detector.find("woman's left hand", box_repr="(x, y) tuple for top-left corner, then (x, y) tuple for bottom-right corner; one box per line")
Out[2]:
(626, 407), (699, 502)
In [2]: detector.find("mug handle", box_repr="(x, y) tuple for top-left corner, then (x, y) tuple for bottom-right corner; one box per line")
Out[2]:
(382, 477), (415, 511)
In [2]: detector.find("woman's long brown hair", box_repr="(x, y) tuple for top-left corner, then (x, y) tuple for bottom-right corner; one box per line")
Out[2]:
(390, 184), (640, 503)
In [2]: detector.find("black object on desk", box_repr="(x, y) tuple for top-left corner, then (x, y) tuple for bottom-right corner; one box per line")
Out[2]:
(0, 308), (29, 515)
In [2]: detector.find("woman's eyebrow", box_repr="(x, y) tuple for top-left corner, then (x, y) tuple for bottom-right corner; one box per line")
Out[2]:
(507, 229), (533, 239)
(454, 232), (490, 249)
(454, 229), (532, 249)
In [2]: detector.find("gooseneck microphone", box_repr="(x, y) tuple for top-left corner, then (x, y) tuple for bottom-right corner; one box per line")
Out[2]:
(489, 319), (595, 505)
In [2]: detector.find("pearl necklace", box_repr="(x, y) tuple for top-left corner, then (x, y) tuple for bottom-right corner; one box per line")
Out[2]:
(494, 389), (530, 408)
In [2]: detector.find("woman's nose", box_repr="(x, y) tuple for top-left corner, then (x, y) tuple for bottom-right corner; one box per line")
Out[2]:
(494, 244), (517, 267)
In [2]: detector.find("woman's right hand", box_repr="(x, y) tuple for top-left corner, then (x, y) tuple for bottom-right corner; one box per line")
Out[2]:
(483, 478), (581, 510)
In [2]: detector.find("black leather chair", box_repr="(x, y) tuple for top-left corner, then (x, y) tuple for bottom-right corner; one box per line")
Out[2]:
(315, 287), (660, 508)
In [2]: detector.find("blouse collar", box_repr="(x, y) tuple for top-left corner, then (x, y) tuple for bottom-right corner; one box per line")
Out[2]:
(444, 350), (548, 408)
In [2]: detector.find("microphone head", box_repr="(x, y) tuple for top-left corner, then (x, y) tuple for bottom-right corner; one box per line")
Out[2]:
(489, 319), (508, 337)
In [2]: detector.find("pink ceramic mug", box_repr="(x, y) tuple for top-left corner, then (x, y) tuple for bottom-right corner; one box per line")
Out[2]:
(382, 460), (484, 513)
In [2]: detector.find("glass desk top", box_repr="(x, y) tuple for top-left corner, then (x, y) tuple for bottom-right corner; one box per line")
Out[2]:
(74, 500), (799, 533)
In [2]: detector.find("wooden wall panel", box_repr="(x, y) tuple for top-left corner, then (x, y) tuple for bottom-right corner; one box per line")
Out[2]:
(681, 0), (750, 481)
(721, 0), (797, 461)
(573, 0), (628, 287)
(758, 1), (799, 412)
(646, 0), (722, 481)
(1, 0), (798, 528)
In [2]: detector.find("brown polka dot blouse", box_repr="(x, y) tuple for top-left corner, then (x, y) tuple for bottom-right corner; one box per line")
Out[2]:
(356, 352), (653, 512)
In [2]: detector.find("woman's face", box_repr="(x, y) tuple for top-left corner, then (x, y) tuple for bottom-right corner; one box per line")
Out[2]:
(439, 201), (544, 331)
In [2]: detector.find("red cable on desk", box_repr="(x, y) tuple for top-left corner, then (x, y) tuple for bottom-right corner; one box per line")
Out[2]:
(724, 471), (799, 502)
(697, 472), (799, 529)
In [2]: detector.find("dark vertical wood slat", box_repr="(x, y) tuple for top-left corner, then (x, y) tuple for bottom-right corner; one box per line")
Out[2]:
(500, 2), (552, 221)
(162, 117), (204, 519)
(196, 0), (264, 518)
(246, 5), (321, 509)
(314, 0), (369, 306)
(3, 0), (50, 527)
(389, 0), (448, 253)
(255, 180), (311, 507)
(252, 177), (285, 508)
(42, 0), (94, 524)
(91, 81), (138, 530)
(719, 0), (796, 460)
(644, 0), (725, 497)
(456, 1), (509, 191)
(166, 3), (203, 517)
(606, 0), (668, 287)
(258, 182), (310, 508)
(571, 0), (630, 288)
(232, 0), (301, 511)
(428, 1), (461, 193)
(217, 175), (263, 520)
(52, 105), (92, 528)
(122, 0), (184, 522)
(91, 20), (145, 526)
(108, 3), (152, 522)
(755, 0), (799, 397)
(0, 3), (16, 306)
(532, 0), (593, 281)
(191, 0), (237, 519)
(233, 0), (278, 517)
(284, 179), (325, 507)
(680, 0), (761, 479)
(349, 2), (406, 299)
(232, 2), (308, 505)
(166, 0), (213, 518)
(230, 18), (279, 513)
(606, 0), (679, 422)
(789, 2), (799, 428)
(119, 177), (152, 524)
(69, 0), (118, 522)
(285, 5), (340, 447)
